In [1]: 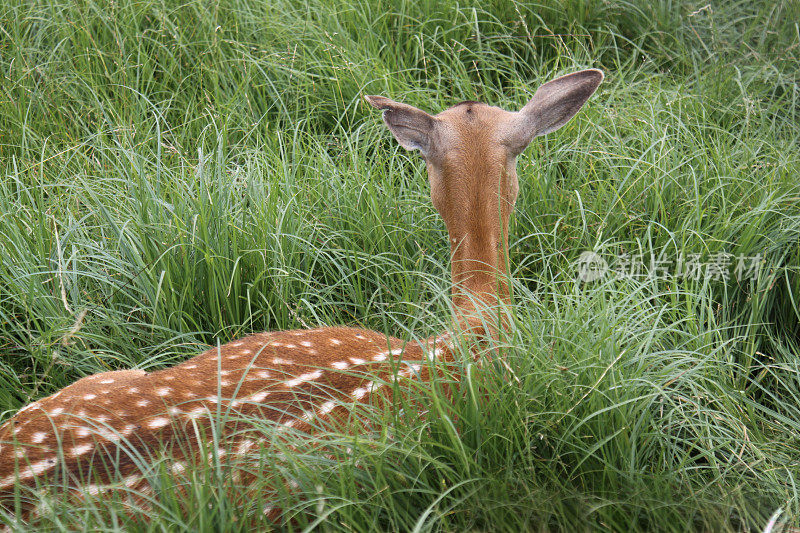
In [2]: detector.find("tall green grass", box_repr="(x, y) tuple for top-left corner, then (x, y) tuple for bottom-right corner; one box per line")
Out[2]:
(1, 0), (799, 530)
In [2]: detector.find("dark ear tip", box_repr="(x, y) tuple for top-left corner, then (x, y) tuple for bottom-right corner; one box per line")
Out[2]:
(364, 95), (386, 110)
(588, 68), (604, 82)
(575, 69), (604, 89)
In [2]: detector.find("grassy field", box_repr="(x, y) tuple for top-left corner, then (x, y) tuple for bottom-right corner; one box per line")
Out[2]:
(1, 0), (799, 530)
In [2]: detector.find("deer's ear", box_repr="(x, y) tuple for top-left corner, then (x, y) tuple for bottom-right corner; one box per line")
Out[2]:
(364, 95), (435, 156)
(504, 69), (603, 155)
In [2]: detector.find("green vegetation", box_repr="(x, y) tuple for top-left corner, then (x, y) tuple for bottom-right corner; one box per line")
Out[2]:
(1, 0), (799, 530)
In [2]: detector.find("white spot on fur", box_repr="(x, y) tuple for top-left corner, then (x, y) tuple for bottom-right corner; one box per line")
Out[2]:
(31, 432), (47, 444)
(300, 341), (312, 347)
(319, 401), (336, 415)
(156, 387), (172, 396)
(137, 400), (150, 407)
(27, 459), (58, 478)
(71, 444), (93, 457)
(355, 334), (366, 340)
(148, 417), (169, 429)
(128, 388), (140, 394)
(18, 401), (40, 414)
(231, 342), (244, 347)
(171, 462), (186, 474)
(164, 375), (176, 381)
(330, 338), (341, 346)
(351, 388), (368, 399)
(99, 379), (115, 384)
(249, 391), (269, 402)
(168, 407), (182, 416)
(385, 348), (404, 359)
(272, 357), (293, 365)
(185, 364), (197, 369)
(331, 361), (348, 370)
(76, 427), (91, 437)
(257, 371), (270, 379)
(284, 370), (323, 388)
(349, 357), (365, 365)
(207, 448), (227, 462)
(285, 344), (297, 349)
(237, 439), (256, 454)
(97, 428), (120, 442)
(48, 407), (64, 416)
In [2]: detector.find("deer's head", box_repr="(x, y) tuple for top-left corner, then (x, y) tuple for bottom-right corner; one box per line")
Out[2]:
(366, 69), (603, 330)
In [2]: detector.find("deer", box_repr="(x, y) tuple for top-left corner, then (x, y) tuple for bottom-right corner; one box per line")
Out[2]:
(0, 69), (603, 525)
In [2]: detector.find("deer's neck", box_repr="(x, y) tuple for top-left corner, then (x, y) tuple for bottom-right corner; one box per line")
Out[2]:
(445, 199), (512, 336)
